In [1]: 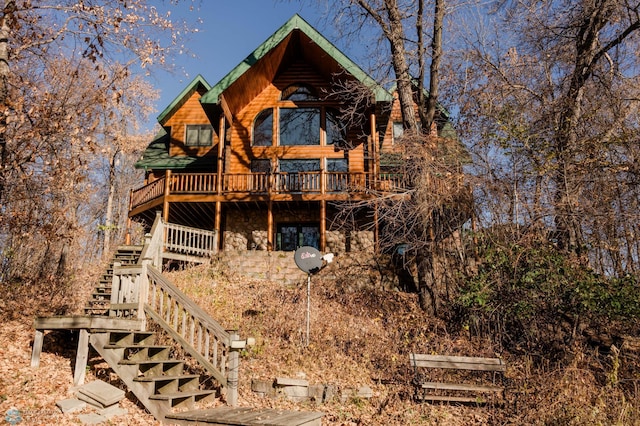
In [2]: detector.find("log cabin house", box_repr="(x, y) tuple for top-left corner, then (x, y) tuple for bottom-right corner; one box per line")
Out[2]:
(128, 14), (455, 254)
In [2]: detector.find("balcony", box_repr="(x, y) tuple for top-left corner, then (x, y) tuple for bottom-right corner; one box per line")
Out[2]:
(130, 171), (406, 214)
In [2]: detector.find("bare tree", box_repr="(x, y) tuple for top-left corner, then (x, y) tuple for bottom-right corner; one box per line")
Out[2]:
(324, 0), (470, 314)
(456, 0), (640, 275)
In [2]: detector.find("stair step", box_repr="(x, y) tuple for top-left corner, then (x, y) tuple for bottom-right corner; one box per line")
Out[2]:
(108, 331), (156, 346)
(104, 344), (172, 362)
(134, 374), (200, 383)
(134, 374), (201, 394)
(119, 359), (185, 377)
(148, 390), (214, 400)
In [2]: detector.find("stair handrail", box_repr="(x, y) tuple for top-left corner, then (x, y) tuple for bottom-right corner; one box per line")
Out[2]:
(143, 264), (241, 406)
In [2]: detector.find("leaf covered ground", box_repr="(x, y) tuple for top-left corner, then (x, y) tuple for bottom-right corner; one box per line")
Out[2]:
(1, 260), (639, 425)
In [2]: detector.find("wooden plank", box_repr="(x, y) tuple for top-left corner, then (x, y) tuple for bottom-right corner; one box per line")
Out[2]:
(420, 382), (503, 393)
(410, 354), (505, 372)
(34, 316), (144, 331)
(166, 407), (324, 425)
(418, 395), (490, 404)
(35, 316), (92, 329)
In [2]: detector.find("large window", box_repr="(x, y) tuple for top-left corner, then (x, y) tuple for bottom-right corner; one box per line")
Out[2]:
(279, 108), (320, 146)
(326, 108), (346, 146)
(253, 108), (273, 146)
(185, 124), (213, 146)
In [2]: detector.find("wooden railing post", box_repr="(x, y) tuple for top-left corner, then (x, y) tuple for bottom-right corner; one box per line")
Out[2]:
(227, 332), (240, 407)
(110, 261), (122, 317)
(137, 261), (149, 330)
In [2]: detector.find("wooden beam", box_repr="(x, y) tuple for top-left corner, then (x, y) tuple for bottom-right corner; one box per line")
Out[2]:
(219, 94), (234, 125)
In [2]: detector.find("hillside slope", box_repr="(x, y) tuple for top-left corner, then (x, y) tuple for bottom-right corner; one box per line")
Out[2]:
(2, 258), (639, 425)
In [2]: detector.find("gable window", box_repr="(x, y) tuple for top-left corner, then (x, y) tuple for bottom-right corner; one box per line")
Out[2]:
(281, 83), (318, 101)
(186, 124), (213, 146)
(392, 121), (404, 143)
(280, 108), (320, 146)
(253, 108), (273, 146)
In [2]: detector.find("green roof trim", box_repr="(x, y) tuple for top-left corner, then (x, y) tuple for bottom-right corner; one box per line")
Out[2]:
(199, 14), (392, 105)
(157, 74), (212, 125)
(135, 128), (215, 170)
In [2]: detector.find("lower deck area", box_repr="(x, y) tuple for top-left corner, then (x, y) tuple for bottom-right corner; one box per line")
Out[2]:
(132, 200), (377, 254)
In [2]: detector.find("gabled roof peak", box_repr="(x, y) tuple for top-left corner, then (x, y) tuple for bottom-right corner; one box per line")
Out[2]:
(157, 74), (212, 125)
(199, 14), (392, 106)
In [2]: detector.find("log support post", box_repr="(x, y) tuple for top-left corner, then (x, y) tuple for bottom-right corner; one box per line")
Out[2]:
(73, 329), (90, 386)
(227, 332), (240, 406)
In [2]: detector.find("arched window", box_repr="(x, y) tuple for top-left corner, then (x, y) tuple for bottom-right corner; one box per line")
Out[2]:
(253, 108), (273, 146)
(281, 84), (317, 101)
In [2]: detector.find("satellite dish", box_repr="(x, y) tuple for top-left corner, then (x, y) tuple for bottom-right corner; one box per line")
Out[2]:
(294, 246), (323, 274)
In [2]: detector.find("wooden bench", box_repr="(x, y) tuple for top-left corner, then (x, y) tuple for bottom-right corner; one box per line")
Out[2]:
(409, 354), (506, 403)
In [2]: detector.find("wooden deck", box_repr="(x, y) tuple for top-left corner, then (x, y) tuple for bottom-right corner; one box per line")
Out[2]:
(165, 406), (324, 426)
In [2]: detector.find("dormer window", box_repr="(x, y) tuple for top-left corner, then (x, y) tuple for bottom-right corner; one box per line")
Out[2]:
(281, 84), (317, 101)
(185, 124), (213, 146)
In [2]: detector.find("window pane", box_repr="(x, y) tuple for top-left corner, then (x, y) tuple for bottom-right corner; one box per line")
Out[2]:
(279, 159), (320, 173)
(280, 108), (320, 146)
(326, 108), (346, 146)
(186, 124), (213, 146)
(253, 109), (273, 146)
(251, 159), (271, 173)
(327, 158), (348, 172)
(281, 84), (317, 101)
(393, 122), (404, 140)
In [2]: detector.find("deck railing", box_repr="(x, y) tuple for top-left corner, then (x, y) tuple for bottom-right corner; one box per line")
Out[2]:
(165, 222), (218, 258)
(131, 171), (407, 210)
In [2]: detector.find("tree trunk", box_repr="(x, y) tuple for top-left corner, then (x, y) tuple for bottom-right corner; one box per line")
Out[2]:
(416, 250), (437, 315)
(0, 1), (14, 203)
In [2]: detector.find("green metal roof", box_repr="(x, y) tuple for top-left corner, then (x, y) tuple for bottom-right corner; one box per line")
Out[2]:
(199, 14), (392, 105)
(134, 128), (215, 170)
(157, 74), (212, 125)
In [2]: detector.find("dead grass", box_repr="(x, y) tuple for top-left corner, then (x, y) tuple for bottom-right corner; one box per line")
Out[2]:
(1, 260), (639, 425)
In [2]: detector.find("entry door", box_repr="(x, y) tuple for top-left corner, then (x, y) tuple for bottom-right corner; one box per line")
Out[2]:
(277, 224), (319, 251)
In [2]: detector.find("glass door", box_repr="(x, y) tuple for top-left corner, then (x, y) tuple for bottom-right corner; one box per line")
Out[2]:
(276, 223), (319, 251)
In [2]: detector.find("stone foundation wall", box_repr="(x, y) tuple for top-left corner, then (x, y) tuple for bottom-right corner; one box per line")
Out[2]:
(222, 208), (375, 254)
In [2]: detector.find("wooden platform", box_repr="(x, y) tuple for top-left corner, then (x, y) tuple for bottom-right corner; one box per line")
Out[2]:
(165, 406), (324, 426)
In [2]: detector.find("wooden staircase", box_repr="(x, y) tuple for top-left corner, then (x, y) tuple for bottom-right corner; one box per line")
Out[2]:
(32, 216), (323, 425)
(89, 330), (218, 421)
(84, 245), (143, 316)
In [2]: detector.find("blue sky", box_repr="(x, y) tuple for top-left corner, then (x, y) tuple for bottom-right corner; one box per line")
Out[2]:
(145, 1), (332, 130)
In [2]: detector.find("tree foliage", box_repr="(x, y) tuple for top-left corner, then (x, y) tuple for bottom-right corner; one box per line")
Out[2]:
(0, 1), (194, 287)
